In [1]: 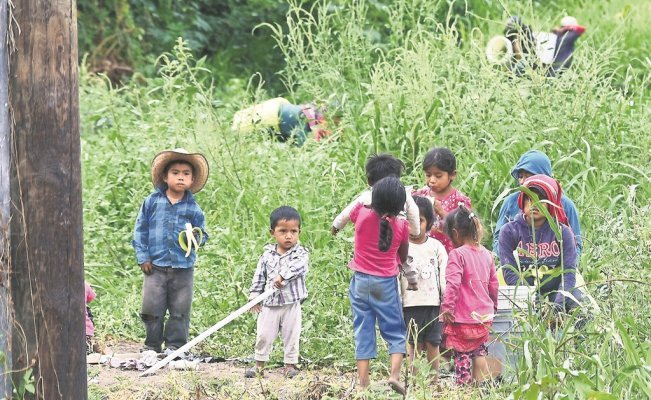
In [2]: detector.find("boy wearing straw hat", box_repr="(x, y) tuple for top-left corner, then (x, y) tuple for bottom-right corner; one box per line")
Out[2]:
(132, 148), (209, 353)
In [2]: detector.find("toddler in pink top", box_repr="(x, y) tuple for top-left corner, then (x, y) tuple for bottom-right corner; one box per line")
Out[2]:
(439, 204), (498, 385)
(413, 147), (471, 253)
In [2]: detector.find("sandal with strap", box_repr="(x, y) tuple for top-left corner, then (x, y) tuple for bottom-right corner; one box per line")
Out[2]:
(244, 367), (264, 378)
(388, 378), (406, 396)
(281, 366), (300, 378)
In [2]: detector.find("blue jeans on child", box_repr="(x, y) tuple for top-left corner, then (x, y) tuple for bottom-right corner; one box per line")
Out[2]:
(140, 265), (194, 352)
(349, 271), (406, 359)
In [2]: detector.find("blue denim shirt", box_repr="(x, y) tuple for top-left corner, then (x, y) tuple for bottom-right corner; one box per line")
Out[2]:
(132, 186), (208, 268)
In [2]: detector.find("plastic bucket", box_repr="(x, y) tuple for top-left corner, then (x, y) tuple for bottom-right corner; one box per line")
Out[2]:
(486, 309), (519, 378)
(497, 285), (535, 310)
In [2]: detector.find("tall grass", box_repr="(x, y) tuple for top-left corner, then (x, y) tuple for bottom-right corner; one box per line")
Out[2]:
(82, 0), (650, 398)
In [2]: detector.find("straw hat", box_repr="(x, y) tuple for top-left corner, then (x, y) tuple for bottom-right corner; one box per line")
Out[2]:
(486, 35), (514, 66)
(151, 148), (209, 193)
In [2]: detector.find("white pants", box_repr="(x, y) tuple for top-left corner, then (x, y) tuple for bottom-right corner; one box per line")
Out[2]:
(255, 302), (302, 364)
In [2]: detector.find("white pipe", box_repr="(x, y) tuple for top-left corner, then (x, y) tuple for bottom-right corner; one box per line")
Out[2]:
(140, 287), (277, 376)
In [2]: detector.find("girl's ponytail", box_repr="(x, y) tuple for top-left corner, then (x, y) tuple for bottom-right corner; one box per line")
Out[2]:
(378, 215), (393, 251)
(371, 176), (405, 252)
(445, 203), (484, 245)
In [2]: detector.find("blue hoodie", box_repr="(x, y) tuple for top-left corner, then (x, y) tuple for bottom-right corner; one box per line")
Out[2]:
(493, 150), (582, 258)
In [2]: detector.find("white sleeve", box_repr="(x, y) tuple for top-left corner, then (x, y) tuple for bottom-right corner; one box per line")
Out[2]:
(436, 241), (448, 297)
(332, 190), (372, 230)
(404, 192), (421, 236)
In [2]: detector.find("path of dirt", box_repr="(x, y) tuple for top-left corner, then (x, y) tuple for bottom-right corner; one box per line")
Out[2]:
(87, 341), (467, 399)
(88, 341), (359, 399)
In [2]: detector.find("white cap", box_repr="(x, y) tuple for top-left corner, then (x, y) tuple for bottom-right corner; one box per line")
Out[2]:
(560, 16), (578, 27)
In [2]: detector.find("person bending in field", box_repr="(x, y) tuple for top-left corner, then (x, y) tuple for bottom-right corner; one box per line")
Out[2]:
(493, 150), (582, 259)
(498, 175), (581, 313)
(245, 206), (309, 379)
(132, 148), (209, 354)
(332, 153), (420, 238)
(549, 16), (586, 76)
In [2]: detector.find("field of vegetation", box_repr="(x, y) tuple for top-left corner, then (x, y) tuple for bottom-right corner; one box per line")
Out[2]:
(80, 0), (650, 398)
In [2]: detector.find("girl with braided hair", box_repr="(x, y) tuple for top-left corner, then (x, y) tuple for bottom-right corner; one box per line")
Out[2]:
(347, 176), (414, 395)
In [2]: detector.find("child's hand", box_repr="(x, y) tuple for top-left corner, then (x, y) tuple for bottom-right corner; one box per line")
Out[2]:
(406, 283), (418, 291)
(439, 310), (455, 324)
(249, 304), (262, 313)
(433, 199), (446, 217)
(273, 275), (285, 289)
(331, 226), (340, 236)
(140, 261), (153, 275)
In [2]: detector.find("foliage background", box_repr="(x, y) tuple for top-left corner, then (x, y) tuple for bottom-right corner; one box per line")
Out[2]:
(80, 0), (651, 398)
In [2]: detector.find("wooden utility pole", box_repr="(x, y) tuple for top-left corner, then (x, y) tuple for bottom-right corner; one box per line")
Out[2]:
(8, 0), (86, 398)
(1, 0), (11, 396)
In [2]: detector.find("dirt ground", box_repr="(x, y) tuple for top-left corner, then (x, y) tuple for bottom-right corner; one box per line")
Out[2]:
(87, 341), (364, 400)
(88, 341), (472, 399)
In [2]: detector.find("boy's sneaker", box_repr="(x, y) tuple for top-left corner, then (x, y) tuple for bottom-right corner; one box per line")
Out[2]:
(163, 348), (187, 360)
(140, 345), (161, 353)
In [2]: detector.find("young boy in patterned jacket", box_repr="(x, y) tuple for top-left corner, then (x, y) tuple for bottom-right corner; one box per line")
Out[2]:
(245, 206), (309, 379)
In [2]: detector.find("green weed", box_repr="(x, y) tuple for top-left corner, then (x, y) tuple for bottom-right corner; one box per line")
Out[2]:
(81, 0), (650, 398)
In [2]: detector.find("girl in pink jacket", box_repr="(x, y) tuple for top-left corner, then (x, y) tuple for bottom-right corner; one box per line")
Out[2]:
(439, 204), (498, 385)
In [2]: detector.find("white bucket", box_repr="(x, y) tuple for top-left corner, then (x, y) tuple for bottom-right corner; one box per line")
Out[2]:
(497, 285), (535, 310)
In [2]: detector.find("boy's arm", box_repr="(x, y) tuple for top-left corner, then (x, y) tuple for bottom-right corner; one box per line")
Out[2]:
(279, 248), (309, 281)
(400, 256), (418, 287)
(332, 190), (370, 233)
(193, 206), (209, 246)
(498, 224), (520, 285)
(554, 226), (578, 306)
(404, 194), (421, 236)
(493, 196), (515, 258)
(562, 196), (582, 257)
(249, 255), (268, 299)
(132, 199), (151, 265)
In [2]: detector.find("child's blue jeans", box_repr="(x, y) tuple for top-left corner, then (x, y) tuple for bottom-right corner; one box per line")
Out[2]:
(349, 271), (406, 359)
(140, 265), (194, 351)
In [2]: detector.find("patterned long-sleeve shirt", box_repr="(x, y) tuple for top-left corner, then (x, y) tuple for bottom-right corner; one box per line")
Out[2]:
(132, 186), (208, 268)
(412, 186), (471, 253)
(249, 243), (309, 307)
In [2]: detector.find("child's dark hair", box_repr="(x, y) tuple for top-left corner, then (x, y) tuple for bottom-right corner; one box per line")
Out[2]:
(444, 203), (483, 245)
(371, 177), (406, 251)
(164, 159), (195, 175)
(270, 206), (301, 230)
(412, 195), (435, 231)
(366, 154), (405, 186)
(422, 147), (456, 173)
